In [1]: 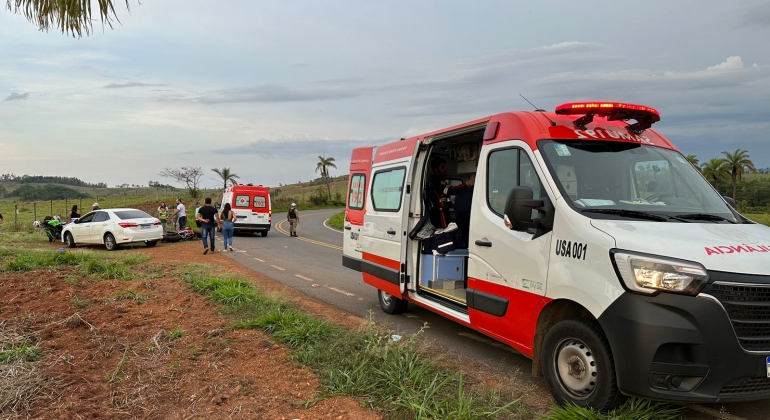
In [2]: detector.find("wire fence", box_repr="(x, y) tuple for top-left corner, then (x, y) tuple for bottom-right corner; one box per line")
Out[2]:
(0, 187), (225, 230)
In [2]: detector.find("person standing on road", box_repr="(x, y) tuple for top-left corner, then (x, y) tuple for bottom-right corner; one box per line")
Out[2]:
(196, 197), (219, 254)
(157, 202), (170, 234)
(173, 198), (187, 231)
(193, 201), (202, 229)
(287, 203), (299, 237)
(220, 202), (236, 251)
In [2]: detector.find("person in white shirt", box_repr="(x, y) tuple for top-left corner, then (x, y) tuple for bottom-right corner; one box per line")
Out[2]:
(173, 198), (187, 231)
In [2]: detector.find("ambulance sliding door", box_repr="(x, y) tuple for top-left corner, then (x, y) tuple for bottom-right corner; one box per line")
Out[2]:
(361, 138), (419, 295)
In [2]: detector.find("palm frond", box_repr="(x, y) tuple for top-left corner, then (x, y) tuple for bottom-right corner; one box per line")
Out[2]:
(6, 0), (130, 37)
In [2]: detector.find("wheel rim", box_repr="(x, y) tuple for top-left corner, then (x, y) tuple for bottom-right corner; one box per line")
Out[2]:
(381, 291), (394, 306)
(106, 236), (115, 249)
(553, 338), (598, 400)
(66, 234), (73, 246)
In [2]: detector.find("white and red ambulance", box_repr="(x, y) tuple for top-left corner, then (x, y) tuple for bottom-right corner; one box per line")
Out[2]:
(342, 102), (770, 410)
(222, 184), (271, 236)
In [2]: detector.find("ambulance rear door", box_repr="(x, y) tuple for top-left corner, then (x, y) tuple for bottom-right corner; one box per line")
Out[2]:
(342, 146), (374, 272)
(362, 138), (420, 295)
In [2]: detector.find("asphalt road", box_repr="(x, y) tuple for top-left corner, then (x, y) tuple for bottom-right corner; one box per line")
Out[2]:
(218, 208), (769, 420)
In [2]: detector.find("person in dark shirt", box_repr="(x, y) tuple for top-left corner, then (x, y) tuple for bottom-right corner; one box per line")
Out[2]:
(426, 158), (467, 228)
(196, 197), (220, 254)
(0, 212), (3, 229)
(454, 175), (475, 248)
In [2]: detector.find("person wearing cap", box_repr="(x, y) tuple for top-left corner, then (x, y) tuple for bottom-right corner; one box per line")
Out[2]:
(92, 202), (100, 210)
(287, 203), (299, 237)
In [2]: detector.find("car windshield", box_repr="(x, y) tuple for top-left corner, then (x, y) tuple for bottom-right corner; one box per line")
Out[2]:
(539, 140), (736, 222)
(114, 210), (153, 220)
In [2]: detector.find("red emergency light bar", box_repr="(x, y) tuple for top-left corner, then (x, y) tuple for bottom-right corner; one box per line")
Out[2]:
(554, 102), (660, 133)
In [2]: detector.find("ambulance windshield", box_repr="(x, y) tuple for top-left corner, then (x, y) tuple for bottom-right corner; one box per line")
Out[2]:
(539, 140), (737, 222)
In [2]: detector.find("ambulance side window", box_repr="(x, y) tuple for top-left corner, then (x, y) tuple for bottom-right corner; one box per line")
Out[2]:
(371, 167), (406, 212)
(348, 173), (366, 210)
(487, 148), (543, 217)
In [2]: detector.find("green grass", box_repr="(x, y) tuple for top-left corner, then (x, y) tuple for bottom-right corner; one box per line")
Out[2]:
(0, 342), (42, 364)
(544, 399), (683, 420)
(745, 213), (770, 226)
(181, 266), (521, 419)
(327, 211), (344, 230)
(168, 328), (187, 341)
(1, 248), (152, 280)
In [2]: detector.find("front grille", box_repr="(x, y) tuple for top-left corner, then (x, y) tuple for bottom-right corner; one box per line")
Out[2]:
(719, 377), (770, 396)
(708, 282), (770, 352)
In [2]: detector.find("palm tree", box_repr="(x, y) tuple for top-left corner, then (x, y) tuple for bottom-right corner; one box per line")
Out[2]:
(315, 156), (338, 200)
(721, 149), (758, 200)
(686, 154), (700, 169)
(6, 0), (130, 37)
(701, 158), (729, 187)
(211, 168), (240, 190)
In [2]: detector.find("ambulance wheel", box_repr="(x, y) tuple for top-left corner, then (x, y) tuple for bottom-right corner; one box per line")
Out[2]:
(542, 319), (624, 412)
(64, 233), (76, 248)
(378, 290), (408, 314)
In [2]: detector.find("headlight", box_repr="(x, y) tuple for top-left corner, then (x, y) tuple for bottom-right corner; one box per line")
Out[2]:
(612, 251), (709, 296)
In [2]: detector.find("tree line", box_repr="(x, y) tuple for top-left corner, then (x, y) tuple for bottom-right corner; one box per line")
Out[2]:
(161, 156), (338, 200)
(686, 149), (770, 212)
(0, 174), (107, 188)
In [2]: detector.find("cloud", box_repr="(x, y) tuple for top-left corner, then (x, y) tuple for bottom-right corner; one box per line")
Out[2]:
(707, 56), (744, 70)
(4, 92), (29, 101)
(214, 137), (378, 158)
(194, 82), (361, 104)
(103, 82), (165, 89)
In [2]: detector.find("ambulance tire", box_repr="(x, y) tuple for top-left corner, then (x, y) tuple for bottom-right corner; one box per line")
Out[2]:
(260, 231), (268, 237)
(542, 318), (625, 412)
(378, 290), (408, 314)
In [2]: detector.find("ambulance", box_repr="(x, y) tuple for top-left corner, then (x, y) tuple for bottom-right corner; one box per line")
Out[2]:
(221, 184), (271, 236)
(342, 102), (770, 410)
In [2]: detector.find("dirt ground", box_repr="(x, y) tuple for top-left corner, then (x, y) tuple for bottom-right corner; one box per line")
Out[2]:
(0, 241), (381, 420)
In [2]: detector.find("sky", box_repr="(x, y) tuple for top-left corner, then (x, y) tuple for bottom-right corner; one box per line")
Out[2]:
(1, 0), (769, 189)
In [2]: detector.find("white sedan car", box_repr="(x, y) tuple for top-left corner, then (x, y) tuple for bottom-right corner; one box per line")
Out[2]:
(62, 208), (163, 251)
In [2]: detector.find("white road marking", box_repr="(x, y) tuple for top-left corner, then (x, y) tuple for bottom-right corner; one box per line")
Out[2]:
(270, 265), (285, 271)
(322, 218), (344, 233)
(295, 274), (314, 282)
(253, 258), (265, 263)
(686, 405), (750, 420)
(327, 287), (354, 297)
(457, 332), (518, 354)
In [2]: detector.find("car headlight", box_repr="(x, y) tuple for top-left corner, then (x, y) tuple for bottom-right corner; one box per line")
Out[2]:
(611, 251), (709, 296)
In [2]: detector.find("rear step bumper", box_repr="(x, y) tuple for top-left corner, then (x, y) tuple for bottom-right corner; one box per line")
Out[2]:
(342, 255), (363, 272)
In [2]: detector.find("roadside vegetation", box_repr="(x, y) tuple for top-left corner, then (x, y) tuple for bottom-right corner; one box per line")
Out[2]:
(327, 211), (345, 230)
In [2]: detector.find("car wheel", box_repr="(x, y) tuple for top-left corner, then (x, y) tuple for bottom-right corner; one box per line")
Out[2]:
(104, 233), (118, 251)
(145, 240), (158, 247)
(260, 231), (268, 237)
(542, 319), (625, 411)
(378, 289), (408, 314)
(64, 233), (76, 248)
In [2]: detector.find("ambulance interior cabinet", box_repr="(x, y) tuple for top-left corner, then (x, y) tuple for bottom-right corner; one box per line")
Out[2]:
(420, 249), (467, 290)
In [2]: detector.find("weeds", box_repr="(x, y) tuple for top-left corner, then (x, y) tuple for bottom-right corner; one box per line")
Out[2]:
(109, 290), (150, 305)
(1, 249), (153, 280)
(168, 328), (186, 341)
(544, 399), (684, 420)
(106, 348), (129, 384)
(184, 266), (520, 419)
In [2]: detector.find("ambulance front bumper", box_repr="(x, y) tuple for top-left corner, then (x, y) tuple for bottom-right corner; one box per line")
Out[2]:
(598, 273), (770, 403)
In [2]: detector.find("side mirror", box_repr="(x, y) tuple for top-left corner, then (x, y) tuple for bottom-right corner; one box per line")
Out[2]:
(504, 186), (544, 231)
(723, 196), (737, 209)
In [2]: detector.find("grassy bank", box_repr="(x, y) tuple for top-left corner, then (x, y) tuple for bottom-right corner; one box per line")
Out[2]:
(327, 211), (345, 230)
(745, 213), (770, 226)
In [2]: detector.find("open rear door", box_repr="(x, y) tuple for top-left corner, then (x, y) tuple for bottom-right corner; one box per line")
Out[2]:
(342, 146), (374, 272)
(361, 137), (420, 297)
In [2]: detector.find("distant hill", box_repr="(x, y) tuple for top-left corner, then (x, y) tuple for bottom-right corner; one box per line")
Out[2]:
(0, 174), (107, 188)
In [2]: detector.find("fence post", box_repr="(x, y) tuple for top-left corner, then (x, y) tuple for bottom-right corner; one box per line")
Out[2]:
(50, 200), (53, 216)
(33, 202), (37, 223)
(15, 204), (18, 229)
(65, 198), (68, 217)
